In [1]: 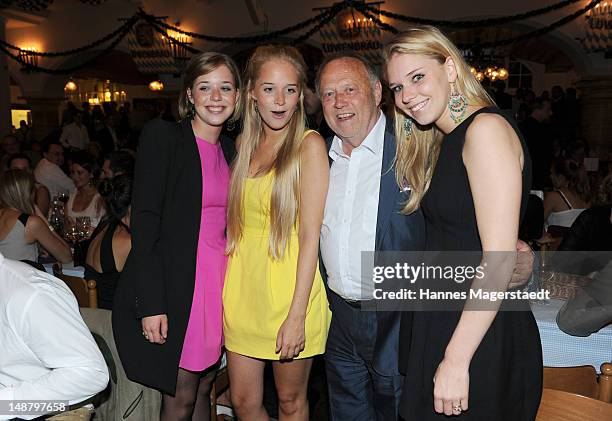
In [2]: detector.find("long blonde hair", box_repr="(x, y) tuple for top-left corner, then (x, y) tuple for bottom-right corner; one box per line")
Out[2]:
(383, 26), (494, 214)
(226, 45), (307, 259)
(0, 169), (36, 215)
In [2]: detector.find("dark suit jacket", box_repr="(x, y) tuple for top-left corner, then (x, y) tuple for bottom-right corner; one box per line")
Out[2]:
(112, 119), (234, 395)
(321, 119), (426, 376)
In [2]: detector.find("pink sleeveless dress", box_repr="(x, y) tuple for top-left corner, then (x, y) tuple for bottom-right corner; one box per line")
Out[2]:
(179, 137), (230, 371)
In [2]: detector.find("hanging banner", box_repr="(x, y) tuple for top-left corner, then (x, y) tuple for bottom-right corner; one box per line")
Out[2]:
(318, 4), (384, 64)
(581, 3), (612, 53)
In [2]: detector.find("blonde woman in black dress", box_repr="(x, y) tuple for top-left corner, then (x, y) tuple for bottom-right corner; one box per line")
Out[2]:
(384, 26), (542, 420)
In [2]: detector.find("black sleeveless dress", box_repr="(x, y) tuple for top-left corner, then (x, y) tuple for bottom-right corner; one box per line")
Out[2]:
(85, 220), (123, 310)
(398, 107), (542, 420)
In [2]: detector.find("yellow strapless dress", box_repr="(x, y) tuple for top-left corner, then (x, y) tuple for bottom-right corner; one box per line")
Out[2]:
(223, 170), (331, 360)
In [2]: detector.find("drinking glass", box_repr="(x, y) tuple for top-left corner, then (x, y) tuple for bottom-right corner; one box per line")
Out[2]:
(75, 216), (92, 241)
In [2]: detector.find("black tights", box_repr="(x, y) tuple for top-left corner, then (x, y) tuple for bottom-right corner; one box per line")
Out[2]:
(161, 367), (217, 421)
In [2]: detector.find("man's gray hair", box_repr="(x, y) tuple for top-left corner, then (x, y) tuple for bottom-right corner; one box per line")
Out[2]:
(315, 52), (381, 96)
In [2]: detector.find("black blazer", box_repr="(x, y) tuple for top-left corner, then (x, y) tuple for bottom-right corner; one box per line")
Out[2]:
(321, 119), (426, 376)
(112, 119), (234, 395)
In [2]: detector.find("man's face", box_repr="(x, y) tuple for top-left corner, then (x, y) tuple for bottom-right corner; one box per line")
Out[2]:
(101, 159), (113, 180)
(2, 136), (19, 155)
(534, 101), (552, 122)
(45, 144), (64, 166)
(319, 58), (382, 153)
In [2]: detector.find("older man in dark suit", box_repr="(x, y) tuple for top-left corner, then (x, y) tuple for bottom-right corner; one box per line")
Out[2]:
(317, 53), (425, 421)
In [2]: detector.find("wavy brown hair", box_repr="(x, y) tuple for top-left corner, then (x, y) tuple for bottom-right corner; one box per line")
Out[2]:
(383, 26), (495, 214)
(226, 45), (307, 259)
(551, 158), (591, 203)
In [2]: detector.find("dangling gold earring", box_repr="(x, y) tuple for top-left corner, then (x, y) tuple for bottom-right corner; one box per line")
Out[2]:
(448, 83), (468, 124)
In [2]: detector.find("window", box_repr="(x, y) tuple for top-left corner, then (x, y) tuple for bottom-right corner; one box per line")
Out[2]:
(508, 60), (532, 90)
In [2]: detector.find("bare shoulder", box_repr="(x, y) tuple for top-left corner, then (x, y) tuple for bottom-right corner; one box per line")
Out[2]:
(301, 131), (326, 154)
(26, 215), (47, 231)
(544, 190), (562, 204)
(467, 112), (514, 138)
(465, 112), (520, 151)
(114, 228), (132, 256)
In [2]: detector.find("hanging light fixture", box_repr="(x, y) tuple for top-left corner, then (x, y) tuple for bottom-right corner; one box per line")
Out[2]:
(470, 67), (485, 82)
(464, 45), (508, 83)
(18, 46), (38, 69)
(148, 80), (164, 91)
(64, 79), (78, 92)
(470, 65), (508, 82)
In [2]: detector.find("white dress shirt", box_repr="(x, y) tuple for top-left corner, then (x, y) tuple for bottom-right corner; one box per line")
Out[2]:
(320, 112), (385, 300)
(0, 253), (109, 420)
(59, 123), (89, 150)
(34, 158), (76, 199)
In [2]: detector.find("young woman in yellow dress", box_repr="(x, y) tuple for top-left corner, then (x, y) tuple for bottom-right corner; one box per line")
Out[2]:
(223, 45), (331, 421)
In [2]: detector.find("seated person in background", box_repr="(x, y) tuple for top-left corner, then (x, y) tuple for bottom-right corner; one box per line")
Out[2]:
(0, 170), (72, 264)
(85, 174), (133, 310)
(8, 153), (51, 216)
(100, 150), (135, 180)
(0, 134), (20, 170)
(87, 141), (104, 163)
(543, 157), (591, 241)
(557, 258), (612, 337)
(550, 173), (612, 275)
(0, 252), (109, 421)
(65, 151), (106, 233)
(34, 141), (75, 199)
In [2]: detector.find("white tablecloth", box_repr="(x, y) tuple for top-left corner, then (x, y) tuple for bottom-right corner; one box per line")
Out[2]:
(43, 262), (85, 278)
(531, 299), (612, 371)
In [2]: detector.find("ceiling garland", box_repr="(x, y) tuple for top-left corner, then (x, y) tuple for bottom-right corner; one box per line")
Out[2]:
(0, 0), (601, 74)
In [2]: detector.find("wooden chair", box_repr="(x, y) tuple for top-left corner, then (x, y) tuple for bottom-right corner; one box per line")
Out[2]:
(52, 263), (98, 308)
(211, 366), (230, 420)
(543, 365), (598, 399)
(543, 363), (612, 403)
(599, 363), (612, 403)
(536, 388), (612, 420)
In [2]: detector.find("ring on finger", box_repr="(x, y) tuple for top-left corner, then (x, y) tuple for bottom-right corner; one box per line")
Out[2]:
(453, 404), (462, 412)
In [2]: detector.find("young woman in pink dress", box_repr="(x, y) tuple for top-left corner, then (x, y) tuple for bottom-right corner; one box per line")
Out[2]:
(112, 52), (240, 421)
